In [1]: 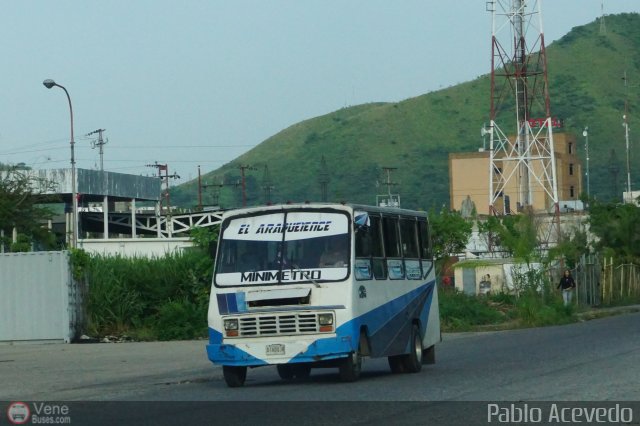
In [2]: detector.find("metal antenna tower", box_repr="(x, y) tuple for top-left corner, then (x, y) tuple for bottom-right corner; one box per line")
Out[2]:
(318, 156), (330, 202)
(487, 0), (558, 218)
(261, 165), (275, 204)
(86, 128), (107, 171)
(600, 0), (607, 35)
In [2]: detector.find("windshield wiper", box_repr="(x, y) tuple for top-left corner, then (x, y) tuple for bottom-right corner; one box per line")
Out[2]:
(289, 262), (321, 288)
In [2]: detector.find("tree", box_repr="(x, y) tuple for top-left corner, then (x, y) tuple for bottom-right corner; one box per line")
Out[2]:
(588, 201), (640, 262)
(549, 227), (589, 269)
(428, 207), (473, 260)
(0, 167), (58, 251)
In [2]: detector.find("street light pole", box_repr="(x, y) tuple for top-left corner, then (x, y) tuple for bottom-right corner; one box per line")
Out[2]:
(582, 126), (590, 201)
(43, 79), (77, 248)
(623, 114), (631, 202)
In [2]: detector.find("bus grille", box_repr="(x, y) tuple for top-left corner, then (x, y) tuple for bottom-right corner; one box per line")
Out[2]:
(237, 312), (324, 337)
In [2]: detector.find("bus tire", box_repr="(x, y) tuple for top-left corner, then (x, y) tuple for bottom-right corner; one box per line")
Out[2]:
(388, 355), (406, 374)
(402, 325), (423, 373)
(294, 364), (312, 379)
(223, 366), (247, 387)
(422, 344), (436, 365)
(277, 364), (295, 380)
(339, 349), (362, 382)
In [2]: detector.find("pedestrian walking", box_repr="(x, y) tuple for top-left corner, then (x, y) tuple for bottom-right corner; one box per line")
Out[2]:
(557, 269), (576, 306)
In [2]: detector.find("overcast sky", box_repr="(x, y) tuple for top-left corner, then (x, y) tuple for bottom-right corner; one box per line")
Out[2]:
(1, 1), (638, 183)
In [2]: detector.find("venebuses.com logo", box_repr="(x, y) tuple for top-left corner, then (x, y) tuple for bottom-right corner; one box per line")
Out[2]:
(6, 402), (30, 425)
(6, 401), (71, 424)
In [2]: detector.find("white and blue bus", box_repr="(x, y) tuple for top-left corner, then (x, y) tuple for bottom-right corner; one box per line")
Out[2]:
(206, 203), (440, 387)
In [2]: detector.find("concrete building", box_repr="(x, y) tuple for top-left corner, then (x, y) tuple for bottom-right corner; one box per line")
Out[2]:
(449, 133), (582, 215)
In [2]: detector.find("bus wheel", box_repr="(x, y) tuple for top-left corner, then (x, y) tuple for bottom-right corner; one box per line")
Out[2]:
(402, 325), (423, 373)
(388, 355), (406, 374)
(223, 366), (247, 387)
(339, 349), (362, 382)
(294, 364), (312, 379)
(422, 344), (436, 365)
(277, 364), (295, 380)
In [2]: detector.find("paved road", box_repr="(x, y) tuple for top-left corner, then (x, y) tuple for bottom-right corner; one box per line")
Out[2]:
(2, 313), (639, 424)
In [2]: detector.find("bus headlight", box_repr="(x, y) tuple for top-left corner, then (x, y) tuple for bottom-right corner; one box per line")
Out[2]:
(224, 318), (239, 337)
(318, 313), (333, 325)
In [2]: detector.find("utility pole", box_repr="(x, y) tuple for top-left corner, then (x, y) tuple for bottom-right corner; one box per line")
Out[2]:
(86, 128), (107, 171)
(87, 128), (108, 237)
(146, 162), (180, 214)
(376, 166), (400, 208)
(583, 127), (590, 201)
(608, 149), (620, 200)
(197, 165), (203, 210)
(238, 164), (257, 207)
(622, 71), (635, 202)
(203, 180), (238, 208)
(623, 112), (631, 202)
(318, 156), (330, 202)
(261, 165), (275, 205)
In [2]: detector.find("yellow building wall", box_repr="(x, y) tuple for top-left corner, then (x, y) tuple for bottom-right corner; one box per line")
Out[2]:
(449, 133), (581, 214)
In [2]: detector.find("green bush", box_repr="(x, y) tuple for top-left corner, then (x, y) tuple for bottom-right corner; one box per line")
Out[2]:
(439, 288), (505, 331)
(82, 250), (213, 339)
(155, 299), (208, 341)
(516, 288), (574, 327)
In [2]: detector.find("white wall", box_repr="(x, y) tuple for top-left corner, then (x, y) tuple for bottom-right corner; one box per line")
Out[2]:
(79, 238), (194, 258)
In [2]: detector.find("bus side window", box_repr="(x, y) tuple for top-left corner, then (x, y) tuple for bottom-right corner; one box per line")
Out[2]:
(369, 215), (387, 280)
(418, 220), (432, 259)
(382, 216), (401, 258)
(418, 220), (433, 279)
(355, 222), (372, 258)
(400, 218), (421, 280)
(400, 218), (419, 258)
(382, 216), (403, 279)
(372, 258), (387, 280)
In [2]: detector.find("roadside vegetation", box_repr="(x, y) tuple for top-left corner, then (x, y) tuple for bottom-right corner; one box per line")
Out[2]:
(69, 201), (640, 340)
(72, 228), (217, 341)
(435, 201), (640, 332)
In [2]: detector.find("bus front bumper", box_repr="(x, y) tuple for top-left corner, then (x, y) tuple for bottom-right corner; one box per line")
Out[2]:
(206, 334), (355, 367)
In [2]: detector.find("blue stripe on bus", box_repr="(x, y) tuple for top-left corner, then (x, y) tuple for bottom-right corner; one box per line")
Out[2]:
(217, 294), (229, 315)
(218, 292), (246, 314)
(371, 284), (432, 356)
(339, 281), (433, 357)
(286, 281), (435, 363)
(236, 292), (247, 312)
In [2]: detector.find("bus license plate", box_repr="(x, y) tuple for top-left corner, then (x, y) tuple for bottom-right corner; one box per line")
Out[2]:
(266, 343), (285, 356)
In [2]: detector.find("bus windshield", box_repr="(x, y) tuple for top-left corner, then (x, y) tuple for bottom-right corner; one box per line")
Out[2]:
(215, 210), (350, 286)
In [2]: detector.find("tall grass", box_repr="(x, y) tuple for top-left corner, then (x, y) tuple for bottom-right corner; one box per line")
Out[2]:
(80, 250), (213, 340)
(439, 279), (576, 331)
(439, 288), (506, 331)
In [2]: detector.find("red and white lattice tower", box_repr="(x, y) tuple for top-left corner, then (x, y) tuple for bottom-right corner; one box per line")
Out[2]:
(487, 0), (559, 217)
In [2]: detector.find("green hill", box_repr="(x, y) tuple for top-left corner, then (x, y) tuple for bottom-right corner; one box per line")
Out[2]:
(172, 13), (640, 211)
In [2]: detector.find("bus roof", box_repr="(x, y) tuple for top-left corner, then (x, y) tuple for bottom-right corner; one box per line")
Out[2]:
(220, 203), (428, 220)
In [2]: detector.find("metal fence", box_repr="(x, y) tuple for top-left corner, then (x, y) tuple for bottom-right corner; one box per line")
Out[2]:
(600, 258), (640, 305)
(556, 255), (640, 307)
(574, 254), (602, 307)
